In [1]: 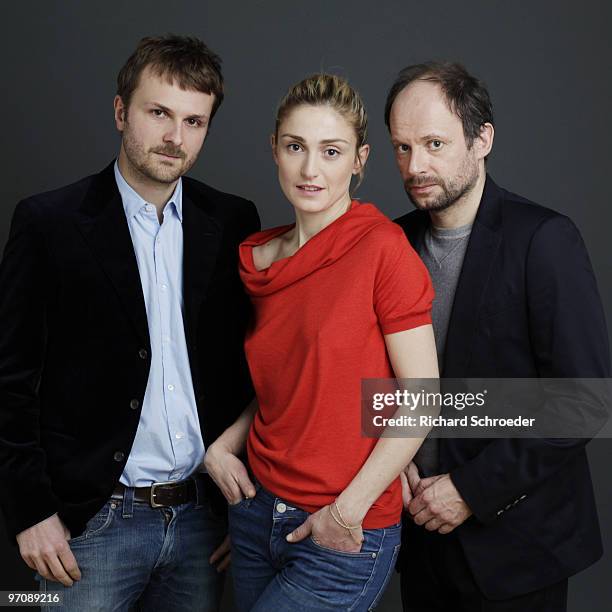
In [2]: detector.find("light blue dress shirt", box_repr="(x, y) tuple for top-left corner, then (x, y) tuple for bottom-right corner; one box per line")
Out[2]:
(114, 162), (205, 486)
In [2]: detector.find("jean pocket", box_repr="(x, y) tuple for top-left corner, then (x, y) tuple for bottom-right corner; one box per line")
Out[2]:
(228, 496), (253, 510)
(308, 528), (383, 558)
(298, 529), (383, 610)
(69, 501), (114, 544)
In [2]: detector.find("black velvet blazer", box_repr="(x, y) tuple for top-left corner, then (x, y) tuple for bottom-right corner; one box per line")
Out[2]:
(0, 162), (260, 540)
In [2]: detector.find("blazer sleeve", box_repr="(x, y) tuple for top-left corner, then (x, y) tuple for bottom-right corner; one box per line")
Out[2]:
(234, 198), (261, 410)
(450, 215), (611, 524)
(0, 199), (60, 538)
(244, 199), (261, 239)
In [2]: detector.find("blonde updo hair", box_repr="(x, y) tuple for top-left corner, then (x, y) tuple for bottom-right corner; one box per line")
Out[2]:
(274, 73), (369, 190)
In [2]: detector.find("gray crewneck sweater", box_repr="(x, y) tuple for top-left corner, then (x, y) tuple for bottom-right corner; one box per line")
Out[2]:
(413, 222), (472, 476)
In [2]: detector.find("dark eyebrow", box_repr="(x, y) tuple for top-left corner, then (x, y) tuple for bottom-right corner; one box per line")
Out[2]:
(320, 138), (350, 145)
(149, 102), (173, 113)
(420, 133), (446, 142)
(149, 102), (208, 120)
(280, 133), (350, 145)
(280, 133), (306, 143)
(187, 114), (209, 122)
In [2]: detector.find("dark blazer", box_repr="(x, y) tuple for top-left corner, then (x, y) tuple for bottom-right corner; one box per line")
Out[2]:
(395, 175), (610, 599)
(0, 162), (260, 541)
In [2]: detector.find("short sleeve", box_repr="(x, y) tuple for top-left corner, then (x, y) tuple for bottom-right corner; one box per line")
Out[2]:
(374, 225), (434, 335)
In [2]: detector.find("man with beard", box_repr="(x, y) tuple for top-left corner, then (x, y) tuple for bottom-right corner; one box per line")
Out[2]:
(0, 35), (259, 610)
(386, 62), (609, 611)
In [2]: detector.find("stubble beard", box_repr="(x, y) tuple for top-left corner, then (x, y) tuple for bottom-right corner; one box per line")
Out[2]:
(405, 151), (480, 213)
(121, 121), (195, 185)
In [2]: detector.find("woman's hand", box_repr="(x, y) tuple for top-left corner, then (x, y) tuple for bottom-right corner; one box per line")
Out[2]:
(203, 441), (256, 505)
(286, 503), (364, 553)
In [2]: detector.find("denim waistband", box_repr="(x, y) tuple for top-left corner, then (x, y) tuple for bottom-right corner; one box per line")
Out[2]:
(250, 477), (281, 506)
(249, 477), (402, 530)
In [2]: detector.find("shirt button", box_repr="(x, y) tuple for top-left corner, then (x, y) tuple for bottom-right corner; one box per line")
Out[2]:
(276, 502), (287, 513)
(130, 399), (140, 410)
(113, 451), (125, 462)
(167, 384), (175, 391)
(138, 348), (148, 360)
(175, 432), (184, 440)
(160, 284), (168, 291)
(146, 205), (154, 213)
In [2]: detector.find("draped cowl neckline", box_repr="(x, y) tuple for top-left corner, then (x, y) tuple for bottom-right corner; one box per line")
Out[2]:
(239, 201), (390, 297)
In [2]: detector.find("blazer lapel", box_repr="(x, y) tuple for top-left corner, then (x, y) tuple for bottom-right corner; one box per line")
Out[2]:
(76, 163), (150, 345)
(443, 176), (503, 376)
(181, 189), (223, 343)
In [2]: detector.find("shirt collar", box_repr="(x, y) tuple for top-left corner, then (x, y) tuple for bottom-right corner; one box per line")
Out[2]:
(114, 160), (183, 222)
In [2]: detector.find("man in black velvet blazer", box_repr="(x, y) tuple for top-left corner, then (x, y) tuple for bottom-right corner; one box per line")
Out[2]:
(386, 62), (610, 611)
(0, 36), (259, 610)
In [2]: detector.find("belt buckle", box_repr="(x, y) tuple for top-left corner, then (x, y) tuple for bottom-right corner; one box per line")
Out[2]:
(150, 481), (169, 508)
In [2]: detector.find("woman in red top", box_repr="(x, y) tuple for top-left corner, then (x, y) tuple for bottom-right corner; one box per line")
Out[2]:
(205, 74), (438, 611)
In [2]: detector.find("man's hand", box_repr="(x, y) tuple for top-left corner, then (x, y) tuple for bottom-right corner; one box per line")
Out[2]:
(400, 461), (421, 509)
(209, 534), (231, 572)
(16, 514), (81, 586)
(407, 473), (472, 534)
(286, 503), (364, 553)
(203, 442), (255, 505)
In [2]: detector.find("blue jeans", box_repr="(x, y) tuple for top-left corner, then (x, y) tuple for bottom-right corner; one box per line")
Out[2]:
(36, 485), (227, 611)
(228, 482), (401, 611)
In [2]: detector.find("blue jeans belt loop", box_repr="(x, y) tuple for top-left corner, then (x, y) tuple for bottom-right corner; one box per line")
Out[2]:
(122, 485), (135, 518)
(191, 472), (208, 508)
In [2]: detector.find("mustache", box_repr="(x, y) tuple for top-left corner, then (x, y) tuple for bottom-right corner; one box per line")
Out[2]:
(404, 176), (440, 189)
(151, 146), (186, 159)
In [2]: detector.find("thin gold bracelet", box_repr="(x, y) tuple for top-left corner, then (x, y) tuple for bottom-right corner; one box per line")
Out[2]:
(333, 500), (361, 531)
(328, 504), (350, 531)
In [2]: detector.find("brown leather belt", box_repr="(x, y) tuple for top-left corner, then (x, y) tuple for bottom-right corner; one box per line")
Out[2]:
(111, 477), (197, 508)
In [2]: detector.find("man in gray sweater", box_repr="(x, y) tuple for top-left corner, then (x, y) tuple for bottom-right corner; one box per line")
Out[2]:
(388, 61), (609, 612)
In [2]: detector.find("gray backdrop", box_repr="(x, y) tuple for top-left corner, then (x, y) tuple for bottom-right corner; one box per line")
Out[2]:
(1, 1), (610, 610)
